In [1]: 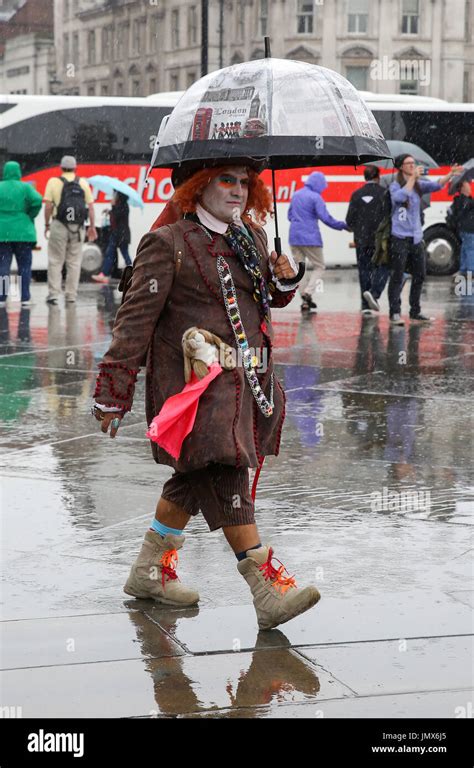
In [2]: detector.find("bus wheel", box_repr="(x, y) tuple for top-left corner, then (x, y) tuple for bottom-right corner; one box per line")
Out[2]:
(81, 243), (103, 280)
(424, 226), (460, 276)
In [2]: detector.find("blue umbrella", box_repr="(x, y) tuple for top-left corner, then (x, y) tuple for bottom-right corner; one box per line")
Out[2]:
(87, 175), (145, 208)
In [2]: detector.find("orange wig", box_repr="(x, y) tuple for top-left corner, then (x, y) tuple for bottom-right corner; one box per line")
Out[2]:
(172, 166), (273, 225)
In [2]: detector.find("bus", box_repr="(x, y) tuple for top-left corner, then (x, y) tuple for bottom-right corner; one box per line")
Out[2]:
(1, 91), (473, 277)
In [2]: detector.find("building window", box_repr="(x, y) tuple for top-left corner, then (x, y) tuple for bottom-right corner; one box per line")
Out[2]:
(101, 84), (109, 96)
(117, 82), (124, 96)
(72, 32), (79, 66)
(132, 79), (141, 96)
(259, 0), (268, 36)
(237, 0), (244, 41)
(87, 30), (96, 65)
(187, 71), (196, 87)
(63, 34), (70, 70)
(132, 19), (140, 54)
(64, 0), (69, 17)
(346, 65), (368, 90)
(400, 78), (419, 94)
(348, 0), (368, 33)
(102, 27), (112, 62)
(463, 70), (470, 101)
(87, 84), (96, 96)
(115, 25), (127, 60)
(188, 6), (197, 45)
(170, 72), (179, 91)
(465, 0), (472, 41)
(150, 77), (157, 93)
(151, 15), (159, 51)
(297, 0), (313, 34)
(172, 9), (180, 48)
(402, 0), (419, 34)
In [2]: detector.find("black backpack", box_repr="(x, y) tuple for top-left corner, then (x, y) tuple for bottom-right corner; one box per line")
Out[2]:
(56, 176), (87, 227)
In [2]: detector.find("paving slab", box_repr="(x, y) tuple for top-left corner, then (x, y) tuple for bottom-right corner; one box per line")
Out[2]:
(296, 636), (474, 696)
(183, 688), (472, 719)
(143, 593), (472, 653)
(0, 648), (350, 718)
(0, 611), (184, 670)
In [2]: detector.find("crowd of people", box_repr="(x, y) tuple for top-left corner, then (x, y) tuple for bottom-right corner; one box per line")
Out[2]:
(0, 152), (471, 320)
(288, 154), (468, 324)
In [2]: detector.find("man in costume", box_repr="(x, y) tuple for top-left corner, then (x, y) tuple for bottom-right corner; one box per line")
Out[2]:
(92, 163), (320, 630)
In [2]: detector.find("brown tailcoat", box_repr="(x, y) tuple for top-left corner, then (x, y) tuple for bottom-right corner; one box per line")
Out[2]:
(94, 219), (295, 472)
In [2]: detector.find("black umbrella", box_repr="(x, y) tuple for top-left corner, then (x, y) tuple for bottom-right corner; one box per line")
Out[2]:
(448, 158), (474, 195)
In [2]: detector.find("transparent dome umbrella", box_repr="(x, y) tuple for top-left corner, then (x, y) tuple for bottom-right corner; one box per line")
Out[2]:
(147, 38), (390, 275)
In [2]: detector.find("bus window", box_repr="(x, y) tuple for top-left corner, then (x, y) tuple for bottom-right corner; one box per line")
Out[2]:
(1, 105), (173, 174)
(372, 109), (474, 165)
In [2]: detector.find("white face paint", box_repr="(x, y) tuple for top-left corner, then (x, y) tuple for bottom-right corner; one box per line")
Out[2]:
(200, 166), (249, 224)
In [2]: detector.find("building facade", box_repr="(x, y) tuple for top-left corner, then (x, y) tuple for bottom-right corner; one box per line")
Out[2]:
(0, 0), (54, 94)
(47, 0), (474, 102)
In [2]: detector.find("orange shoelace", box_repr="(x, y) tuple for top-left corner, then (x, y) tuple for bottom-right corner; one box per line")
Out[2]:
(258, 548), (297, 594)
(160, 548), (179, 586)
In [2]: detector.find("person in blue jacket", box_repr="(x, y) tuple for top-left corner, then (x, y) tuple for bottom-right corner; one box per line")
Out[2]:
(288, 172), (348, 312)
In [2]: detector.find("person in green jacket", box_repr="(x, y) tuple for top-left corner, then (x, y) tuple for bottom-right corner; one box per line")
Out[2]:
(0, 161), (43, 306)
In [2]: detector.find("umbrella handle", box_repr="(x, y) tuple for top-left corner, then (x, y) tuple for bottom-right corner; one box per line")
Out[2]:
(273, 235), (306, 286)
(277, 261), (306, 286)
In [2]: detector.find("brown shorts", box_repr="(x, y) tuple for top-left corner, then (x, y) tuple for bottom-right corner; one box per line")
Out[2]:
(161, 464), (255, 532)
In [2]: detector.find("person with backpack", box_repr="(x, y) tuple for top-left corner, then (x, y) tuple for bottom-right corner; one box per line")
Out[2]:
(0, 160), (43, 307)
(92, 191), (132, 284)
(387, 154), (462, 326)
(91, 162), (321, 631)
(448, 180), (474, 278)
(44, 155), (96, 305)
(346, 165), (391, 316)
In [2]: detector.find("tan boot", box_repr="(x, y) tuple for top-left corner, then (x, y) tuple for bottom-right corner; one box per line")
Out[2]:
(123, 531), (199, 606)
(238, 545), (320, 630)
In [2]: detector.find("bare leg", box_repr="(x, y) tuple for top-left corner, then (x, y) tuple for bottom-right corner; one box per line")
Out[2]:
(154, 496), (191, 530)
(222, 523), (261, 554)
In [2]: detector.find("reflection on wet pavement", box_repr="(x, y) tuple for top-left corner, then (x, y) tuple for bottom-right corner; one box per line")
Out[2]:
(0, 276), (472, 717)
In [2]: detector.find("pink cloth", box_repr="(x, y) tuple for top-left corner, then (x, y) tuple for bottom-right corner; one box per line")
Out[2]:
(146, 362), (222, 459)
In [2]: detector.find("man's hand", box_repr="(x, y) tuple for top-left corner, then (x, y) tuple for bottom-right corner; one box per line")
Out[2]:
(93, 408), (123, 438)
(270, 251), (298, 281)
(449, 164), (464, 178)
(87, 226), (98, 242)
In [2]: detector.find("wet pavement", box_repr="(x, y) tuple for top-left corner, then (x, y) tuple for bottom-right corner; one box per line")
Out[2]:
(0, 271), (473, 718)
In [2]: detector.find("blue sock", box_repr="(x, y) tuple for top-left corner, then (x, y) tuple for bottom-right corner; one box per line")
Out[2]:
(236, 543), (262, 561)
(150, 518), (183, 537)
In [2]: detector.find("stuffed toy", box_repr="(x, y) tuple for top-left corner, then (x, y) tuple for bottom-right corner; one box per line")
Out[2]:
(182, 327), (236, 383)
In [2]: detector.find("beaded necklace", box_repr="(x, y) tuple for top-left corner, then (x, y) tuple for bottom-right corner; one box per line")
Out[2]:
(217, 255), (274, 418)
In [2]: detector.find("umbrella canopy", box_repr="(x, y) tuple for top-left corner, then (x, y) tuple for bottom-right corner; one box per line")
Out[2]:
(87, 175), (145, 208)
(369, 140), (439, 171)
(448, 158), (474, 195)
(149, 57), (390, 172)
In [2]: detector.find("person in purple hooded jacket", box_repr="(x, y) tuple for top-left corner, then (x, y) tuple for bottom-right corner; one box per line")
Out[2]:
(288, 172), (348, 312)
